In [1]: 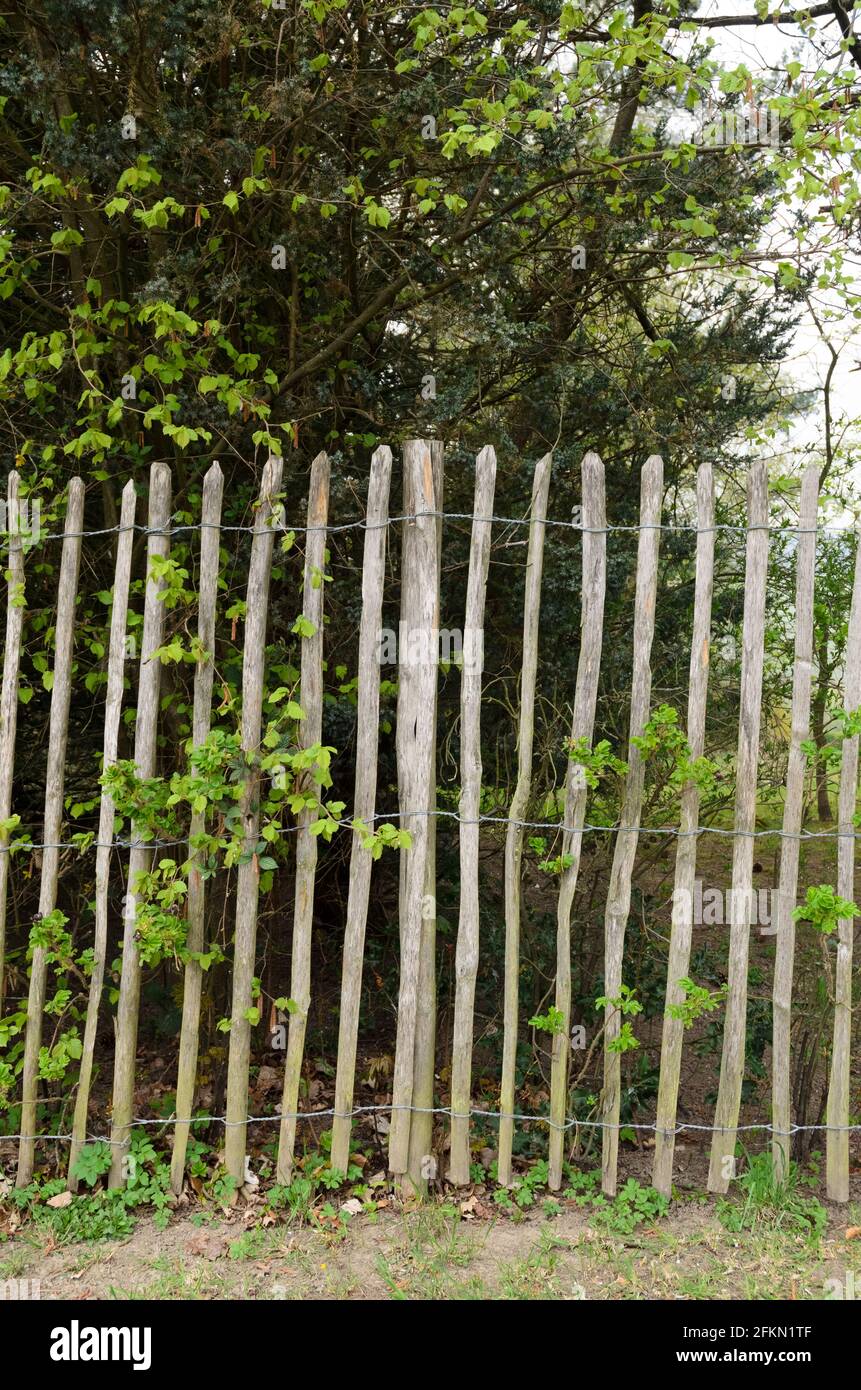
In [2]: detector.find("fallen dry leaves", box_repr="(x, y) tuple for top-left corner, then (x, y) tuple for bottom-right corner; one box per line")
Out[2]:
(459, 1194), (491, 1220)
(185, 1232), (228, 1261)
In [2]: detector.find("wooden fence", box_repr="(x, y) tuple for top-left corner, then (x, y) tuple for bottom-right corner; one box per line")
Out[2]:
(1, 444), (858, 1203)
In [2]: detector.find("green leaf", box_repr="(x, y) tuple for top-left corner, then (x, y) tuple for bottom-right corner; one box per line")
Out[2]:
(70, 1141), (113, 1187)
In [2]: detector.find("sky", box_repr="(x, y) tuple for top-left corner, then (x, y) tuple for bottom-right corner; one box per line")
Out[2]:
(699, 1), (861, 477)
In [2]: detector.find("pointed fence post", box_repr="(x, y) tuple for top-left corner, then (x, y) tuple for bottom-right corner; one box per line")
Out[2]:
(16, 478), (84, 1187)
(449, 446), (497, 1185)
(224, 455), (284, 1187)
(771, 465), (818, 1180)
(708, 460), (770, 1193)
(406, 439), (444, 1193)
(548, 452), (606, 1191)
(498, 453), (552, 1186)
(0, 471), (26, 1011)
(601, 455), (663, 1198)
(170, 462), (224, 1193)
(69, 480), (137, 1188)
(652, 461), (715, 1198)
(109, 463), (172, 1187)
(331, 446), (393, 1174)
(389, 441), (440, 1176)
(277, 452), (331, 1183)
(826, 521), (861, 1201)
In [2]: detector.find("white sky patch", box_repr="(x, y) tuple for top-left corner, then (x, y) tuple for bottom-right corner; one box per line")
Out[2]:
(688, 1), (861, 476)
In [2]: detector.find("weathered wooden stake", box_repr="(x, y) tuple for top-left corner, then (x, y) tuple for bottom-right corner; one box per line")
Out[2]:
(16, 478), (84, 1187)
(825, 521), (861, 1201)
(109, 463), (172, 1187)
(708, 460), (769, 1193)
(0, 471), (25, 1011)
(388, 441), (439, 1175)
(498, 453), (552, 1186)
(331, 447), (393, 1174)
(170, 462), (224, 1194)
(771, 465), (818, 1180)
(601, 455), (663, 1198)
(69, 480), (136, 1188)
(449, 446), (497, 1185)
(277, 451), (331, 1183)
(548, 452), (606, 1190)
(224, 455), (284, 1187)
(652, 461), (715, 1197)
(406, 439), (443, 1193)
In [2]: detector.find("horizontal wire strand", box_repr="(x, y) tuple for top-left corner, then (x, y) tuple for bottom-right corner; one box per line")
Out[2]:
(2, 511), (860, 543)
(3, 810), (861, 853)
(3, 1104), (859, 1147)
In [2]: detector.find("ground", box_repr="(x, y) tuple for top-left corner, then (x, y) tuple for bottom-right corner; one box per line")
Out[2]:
(3, 1186), (860, 1302)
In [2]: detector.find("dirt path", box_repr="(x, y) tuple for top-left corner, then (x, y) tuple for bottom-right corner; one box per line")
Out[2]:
(3, 1194), (860, 1301)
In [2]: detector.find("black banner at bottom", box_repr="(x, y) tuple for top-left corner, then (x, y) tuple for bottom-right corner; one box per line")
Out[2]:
(0, 1296), (852, 1375)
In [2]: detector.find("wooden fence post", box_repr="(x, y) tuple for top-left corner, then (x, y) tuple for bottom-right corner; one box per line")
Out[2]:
(170, 462), (224, 1194)
(825, 521), (861, 1201)
(406, 438), (443, 1193)
(548, 452), (607, 1191)
(498, 453), (552, 1186)
(16, 478), (84, 1187)
(601, 455), (663, 1197)
(331, 446), (393, 1174)
(449, 445), (497, 1185)
(708, 460), (769, 1193)
(69, 479), (137, 1188)
(109, 462), (172, 1187)
(771, 464), (818, 1180)
(652, 461), (715, 1197)
(224, 454), (284, 1187)
(277, 451), (331, 1183)
(388, 441), (440, 1175)
(0, 471), (25, 1011)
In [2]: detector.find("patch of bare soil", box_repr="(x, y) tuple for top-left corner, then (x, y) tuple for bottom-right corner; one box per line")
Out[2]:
(4, 1180), (860, 1302)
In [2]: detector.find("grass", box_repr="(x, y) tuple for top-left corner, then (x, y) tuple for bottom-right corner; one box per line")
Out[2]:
(114, 1267), (229, 1300)
(0, 1245), (34, 1279)
(374, 1204), (481, 1299)
(497, 1229), (587, 1300)
(715, 1151), (828, 1239)
(3, 1153), (858, 1301)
